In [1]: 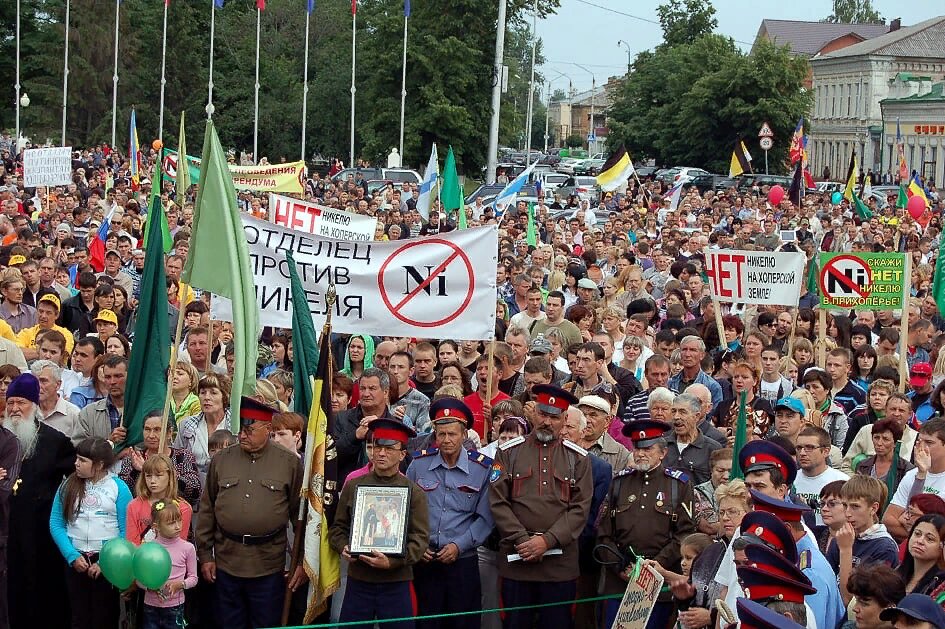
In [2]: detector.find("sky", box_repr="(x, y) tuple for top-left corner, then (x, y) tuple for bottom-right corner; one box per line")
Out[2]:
(538, 0), (944, 95)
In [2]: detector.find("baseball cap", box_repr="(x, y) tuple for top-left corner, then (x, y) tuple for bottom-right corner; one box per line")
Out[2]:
(910, 362), (933, 388)
(880, 593), (945, 627)
(38, 293), (61, 312)
(774, 397), (806, 416)
(577, 395), (611, 415)
(94, 309), (118, 326)
(529, 334), (552, 355)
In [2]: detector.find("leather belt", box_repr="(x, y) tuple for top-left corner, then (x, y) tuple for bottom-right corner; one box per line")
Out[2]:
(220, 526), (283, 546)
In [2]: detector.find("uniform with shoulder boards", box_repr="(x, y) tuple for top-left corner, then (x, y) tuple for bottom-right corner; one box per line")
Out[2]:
(596, 419), (695, 629)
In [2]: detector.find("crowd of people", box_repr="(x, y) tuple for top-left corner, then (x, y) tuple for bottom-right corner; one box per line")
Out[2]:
(1, 130), (945, 629)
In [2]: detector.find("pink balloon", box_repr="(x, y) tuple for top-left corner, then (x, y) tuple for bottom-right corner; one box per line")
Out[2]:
(768, 185), (785, 206)
(907, 194), (926, 219)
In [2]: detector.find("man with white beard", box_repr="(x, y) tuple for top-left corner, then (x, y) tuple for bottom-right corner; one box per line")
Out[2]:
(4, 372), (75, 628)
(0, 396), (19, 629)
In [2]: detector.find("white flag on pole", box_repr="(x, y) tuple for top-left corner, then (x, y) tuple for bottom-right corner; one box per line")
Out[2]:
(417, 143), (439, 220)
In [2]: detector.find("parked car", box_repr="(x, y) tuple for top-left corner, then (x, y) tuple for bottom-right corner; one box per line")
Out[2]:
(685, 173), (726, 194)
(556, 158), (584, 175)
(465, 183), (539, 206)
(557, 176), (599, 202)
(575, 158), (606, 176)
(535, 172), (570, 191)
(736, 173), (793, 191)
(814, 181), (845, 193)
(635, 166), (659, 179)
(331, 167), (421, 184)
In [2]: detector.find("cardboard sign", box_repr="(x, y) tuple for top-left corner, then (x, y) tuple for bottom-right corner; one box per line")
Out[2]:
(610, 562), (664, 629)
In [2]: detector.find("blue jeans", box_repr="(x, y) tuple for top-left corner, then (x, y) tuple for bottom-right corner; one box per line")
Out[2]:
(142, 603), (186, 629)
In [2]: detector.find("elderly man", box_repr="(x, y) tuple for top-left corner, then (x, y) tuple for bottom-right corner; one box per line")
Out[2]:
(407, 400), (493, 629)
(489, 384), (592, 629)
(667, 336), (723, 409)
(0, 396), (18, 628)
(623, 355), (672, 425)
(663, 393), (722, 485)
(334, 367), (398, 483)
(4, 373), (75, 628)
(31, 359), (80, 437)
(685, 383), (727, 444)
(73, 355), (127, 445)
(196, 396), (304, 629)
(577, 395), (630, 472)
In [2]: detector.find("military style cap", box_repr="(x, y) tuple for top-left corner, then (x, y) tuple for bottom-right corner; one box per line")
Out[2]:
(749, 489), (811, 523)
(532, 384), (578, 416)
(239, 396), (277, 428)
(739, 440), (797, 485)
(430, 398), (473, 428)
(621, 419), (671, 448)
(367, 417), (416, 447)
(736, 598), (805, 629)
(737, 545), (815, 604)
(738, 511), (798, 563)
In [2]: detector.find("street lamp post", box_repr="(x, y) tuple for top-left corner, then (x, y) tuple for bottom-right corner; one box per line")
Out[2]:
(544, 71), (571, 153)
(486, 0), (509, 185)
(524, 0), (538, 164)
(14, 0), (21, 153)
(573, 63), (595, 153)
(617, 40), (631, 72)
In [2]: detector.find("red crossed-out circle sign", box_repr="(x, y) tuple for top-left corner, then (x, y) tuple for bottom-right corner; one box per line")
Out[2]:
(377, 238), (475, 328)
(819, 255), (872, 301)
(162, 153), (178, 179)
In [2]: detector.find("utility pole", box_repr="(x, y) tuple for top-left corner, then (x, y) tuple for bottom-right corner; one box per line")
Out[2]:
(486, 0), (508, 185)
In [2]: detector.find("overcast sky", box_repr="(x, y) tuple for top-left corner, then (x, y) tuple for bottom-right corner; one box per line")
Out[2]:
(537, 0), (943, 95)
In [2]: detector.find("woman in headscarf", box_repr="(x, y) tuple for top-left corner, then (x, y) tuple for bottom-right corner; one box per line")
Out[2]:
(339, 333), (375, 381)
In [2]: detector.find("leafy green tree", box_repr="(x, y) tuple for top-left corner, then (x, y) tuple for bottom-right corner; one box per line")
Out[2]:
(822, 0), (883, 24)
(656, 0), (717, 48)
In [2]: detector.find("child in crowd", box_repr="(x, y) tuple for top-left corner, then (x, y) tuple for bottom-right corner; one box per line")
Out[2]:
(271, 412), (304, 458)
(50, 438), (132, 629)
(126, 454), (193, 545)
(646, 532), (718, 629)
(479, 416), (531, 458)
(140, 500), (198, 629)
(208, 429), (238, 458)
(814, 480), (848, 555)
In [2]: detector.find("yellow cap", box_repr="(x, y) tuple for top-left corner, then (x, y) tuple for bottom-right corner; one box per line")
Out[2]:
(38, 293), (61, 312)
(94, 309), (118, 326)
(8, 255), (26, 266)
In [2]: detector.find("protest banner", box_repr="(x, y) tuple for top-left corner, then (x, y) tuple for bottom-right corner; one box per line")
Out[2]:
(162, 151), (305, 194)
(610, 562), (664, 629)
(818, 252), (907, 310)
(210, 214), (498, 340)
(23, 147), (73, 187)
(704, 250), (806, 306)
(269, 193), (377, 241)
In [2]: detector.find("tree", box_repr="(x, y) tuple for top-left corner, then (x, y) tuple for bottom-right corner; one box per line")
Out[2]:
(822, 0), (883, 24)
(607, 36), (811, 173)
(656, 0), (717, 48)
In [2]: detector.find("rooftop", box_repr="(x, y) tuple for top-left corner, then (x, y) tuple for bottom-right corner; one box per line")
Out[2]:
(815, 16), (945, 59)
(755, 19), (890, 56)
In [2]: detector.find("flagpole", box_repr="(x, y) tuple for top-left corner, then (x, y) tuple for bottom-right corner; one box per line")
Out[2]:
(253, 6), (261, 163)
(398, 12), (407, 161)
(349, 6), (357, 167)
(301, 7), (311, 161)
(61, 0), (71, 145)
(110, 0), (119, 149)
(486, 0), (508, 185)
(207, 0), (216, 119)
(158, 1), (168, 141)
(523, 0), (538, 164)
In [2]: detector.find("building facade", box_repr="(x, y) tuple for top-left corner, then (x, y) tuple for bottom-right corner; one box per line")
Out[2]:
(808, 16), (945, 183)
(880, 78), (945, 186)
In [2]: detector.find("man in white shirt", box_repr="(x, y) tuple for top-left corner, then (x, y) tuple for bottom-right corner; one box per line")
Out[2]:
(793, 424), (849, 525)
(885, 417), (945, 539)
(31, 359), (80, 437)
(758, 346), (794, 402)
(509, 286), (546, 330)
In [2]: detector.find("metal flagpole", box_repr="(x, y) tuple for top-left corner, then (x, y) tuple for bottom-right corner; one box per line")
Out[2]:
(158, 0), (168, 141)
(110, 0), (119, 149)
(61, 0), (71, 145)
(14, 0), (21, 151)
(253, 7), (261, 163)
(398, 13), (407, 162)
(301, 7), (311, 161)
(207, 0), (216, 119)
(349, 6), (357, 166)
(524, 0), (537, 164)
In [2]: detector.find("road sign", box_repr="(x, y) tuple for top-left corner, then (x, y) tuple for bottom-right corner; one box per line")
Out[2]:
(587, 133), (597, 142)
(377, 238), (476, 328)
(759, 137), (773, 151)
(758, 122), (774, 138)
(818, 252), (906, 310)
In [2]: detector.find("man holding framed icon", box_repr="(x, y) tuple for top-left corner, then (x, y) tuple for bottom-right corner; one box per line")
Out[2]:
(329, 418), (430, 628)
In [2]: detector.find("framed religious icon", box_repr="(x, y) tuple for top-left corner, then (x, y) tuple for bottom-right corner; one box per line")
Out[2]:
(349, 485), (410, 556)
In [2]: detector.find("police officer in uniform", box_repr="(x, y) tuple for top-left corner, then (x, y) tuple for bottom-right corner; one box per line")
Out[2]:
(489, 384), (593, 629)
(406, 398), (494, 629)
(196, 397), (305, 629)
(597, 419), (695, 629)
(735, 599), (806, 629)
(329, 418), (429, 629)
(737, 543), (817, 628)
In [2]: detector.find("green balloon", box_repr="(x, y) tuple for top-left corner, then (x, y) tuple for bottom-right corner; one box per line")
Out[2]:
(831, 191), (843, 205)
(99, 538), (136, 589)
(133, 542), (173, 590)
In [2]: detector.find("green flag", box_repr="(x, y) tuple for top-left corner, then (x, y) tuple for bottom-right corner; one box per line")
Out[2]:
(121, 193), (171, 449)
(728, 391), (748, 481)
(805, 256), (818, 296)
(287, 250), (319, 416)
(852, 195), (873, 220)
(932, 233), (945, 317)
(441, 146), (463, 226)
(896, 184), (909, 209)
(142, 149), (173, 253)
(526, 202), (537, 246)
(182, 120), (260, 427)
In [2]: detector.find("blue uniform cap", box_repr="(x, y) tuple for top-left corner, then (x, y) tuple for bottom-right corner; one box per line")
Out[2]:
(880, 593), (945, 627)
(738, 511), (798, 563)
(739, 440), (797, 486)
(736, 598), (805, 629)
(430, 398), (474, 429)
(774, 397), (806, 416)
(749, 489), (811, 523)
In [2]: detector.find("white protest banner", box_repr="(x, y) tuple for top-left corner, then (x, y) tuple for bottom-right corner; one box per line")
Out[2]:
(211, 214), (498, 340)
(610, 562), (664, 629)
(269, 193), (377, 241)
(23, 147), (73, 187)
(704, 249), (806, 306)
